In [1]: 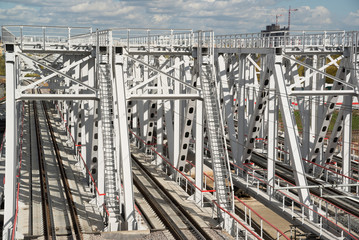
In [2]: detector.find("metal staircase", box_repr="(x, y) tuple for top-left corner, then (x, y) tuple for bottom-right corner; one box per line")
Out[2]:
(200, 64), (234, 212)
(98, 58), (119, 226)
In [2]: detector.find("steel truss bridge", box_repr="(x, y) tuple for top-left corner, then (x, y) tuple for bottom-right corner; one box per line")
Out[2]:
(1, 25), (359, 239)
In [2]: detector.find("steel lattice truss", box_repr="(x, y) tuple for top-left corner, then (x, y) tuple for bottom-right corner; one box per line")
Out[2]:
(2, 25), (359, 239)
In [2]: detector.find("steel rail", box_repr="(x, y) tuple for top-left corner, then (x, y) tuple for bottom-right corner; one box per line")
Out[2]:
(251, 152), (359, 223)
(132, 163), (188, 240)
(132, 154), (212, 240)
(33, 101), (54, 240)
(28, 101), (33, 236)
(41, 101), (83, 240)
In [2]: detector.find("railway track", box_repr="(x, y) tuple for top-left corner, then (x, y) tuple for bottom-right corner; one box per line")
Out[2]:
(251, 152), (359, 218)
(32, 100), (83, 240)
(131, 153), (213, 240)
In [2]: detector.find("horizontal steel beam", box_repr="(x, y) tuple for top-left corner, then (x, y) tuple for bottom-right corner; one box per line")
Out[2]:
(126, 54), (201, 93)
(282, 54), (356, 89)
(18, 53), (96, 92)
(275, 183), (359, 190)
(17, 94), (99, 100)
(290, 90), (357, 96)
(128, 94), (202, 100)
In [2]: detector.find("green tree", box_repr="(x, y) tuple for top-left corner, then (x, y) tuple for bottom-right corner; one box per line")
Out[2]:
(0, 55), (5, 76)
(325, 55), (341, 84)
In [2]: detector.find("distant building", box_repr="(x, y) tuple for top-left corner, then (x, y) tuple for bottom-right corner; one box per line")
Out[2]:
(261, 24), (288, 37)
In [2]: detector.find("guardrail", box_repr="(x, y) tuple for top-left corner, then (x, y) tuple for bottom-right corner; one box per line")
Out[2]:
(1, 26), (217, 51)
(215, 30), (359, 50)
(4, 26), (357, 53)
(2, 25), (92, 50)
(112, 28), (193, 48)
(233, 161), (359, 239)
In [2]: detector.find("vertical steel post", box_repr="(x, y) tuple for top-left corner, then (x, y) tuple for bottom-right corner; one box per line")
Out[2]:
(273, 53), (313, 217)
(267, 69), (277, 195)
(85, 57), (95, 183)
(342, 71), (352, 192)
(195, 77), (204, 207)
(237, 54), (246, 174)
(173, 57), (181, 170)
(219, 55), (238, 163)
(3, 49), (17, 240)
(156, 100), (163, 166)
(114, 54), (136, 230)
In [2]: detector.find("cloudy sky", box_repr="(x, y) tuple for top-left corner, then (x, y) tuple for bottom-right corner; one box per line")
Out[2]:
(0, 0), (358, 34)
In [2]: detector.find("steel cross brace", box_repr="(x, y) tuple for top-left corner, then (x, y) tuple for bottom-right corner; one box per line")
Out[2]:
(18, 53), (96, 92)
(309, 59), (347, 172)
(273, 54), (313, 212)
(175, 60), (198, 177)
(114, 55), (137, 230)
(241, 55), (271, 164)
(217, 54), (239, 163)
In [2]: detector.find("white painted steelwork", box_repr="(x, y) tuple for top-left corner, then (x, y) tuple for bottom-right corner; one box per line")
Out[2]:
(2, 25), (359, 239)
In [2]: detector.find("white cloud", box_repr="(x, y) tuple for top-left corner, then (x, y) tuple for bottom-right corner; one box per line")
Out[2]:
(0, 4), (52, 24)
(0, 0), (356, 34)
(153, 14), (171, 24)
(343, 10), (359, 27)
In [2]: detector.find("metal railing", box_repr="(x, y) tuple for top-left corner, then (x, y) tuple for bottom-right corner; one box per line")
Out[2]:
(233, 161), (359, 239)
(1, 25), (92, 50)
(4, 26), (356, 53)
(215, 30), (359, 50)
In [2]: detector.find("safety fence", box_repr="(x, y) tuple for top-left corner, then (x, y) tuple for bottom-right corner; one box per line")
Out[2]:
(215, 31), (359, 51)
(131, 130), (292, 239)
(234, 160), (359, 239)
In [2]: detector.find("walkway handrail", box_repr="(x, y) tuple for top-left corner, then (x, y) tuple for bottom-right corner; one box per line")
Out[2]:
(212, 200), (262, 240)
(214, 30), (358, 49)
(275, 172), (359, 223)
(129, 129), (215, 193)
(12, 102), (25, 240)
(230, 161), (359, 240)
(234, 196), (291, 240)
(56, 104), (106, 196)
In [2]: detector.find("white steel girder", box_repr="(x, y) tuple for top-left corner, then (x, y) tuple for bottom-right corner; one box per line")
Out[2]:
(308, 59), (347, 171)
(173, 57), (182, 171)
(3, 26), (359, 239)
(217, 55), (238, 163)
(273, 54), (313, 211)
(114, 54), (136, 230)
(236, 54), (246, 172)
(241, 55), (271, 164)
(267, 66), (277, 196)
(3, 50), (18, 240)
(175, 58), (197, 176)
(195, 76), (204, 207)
